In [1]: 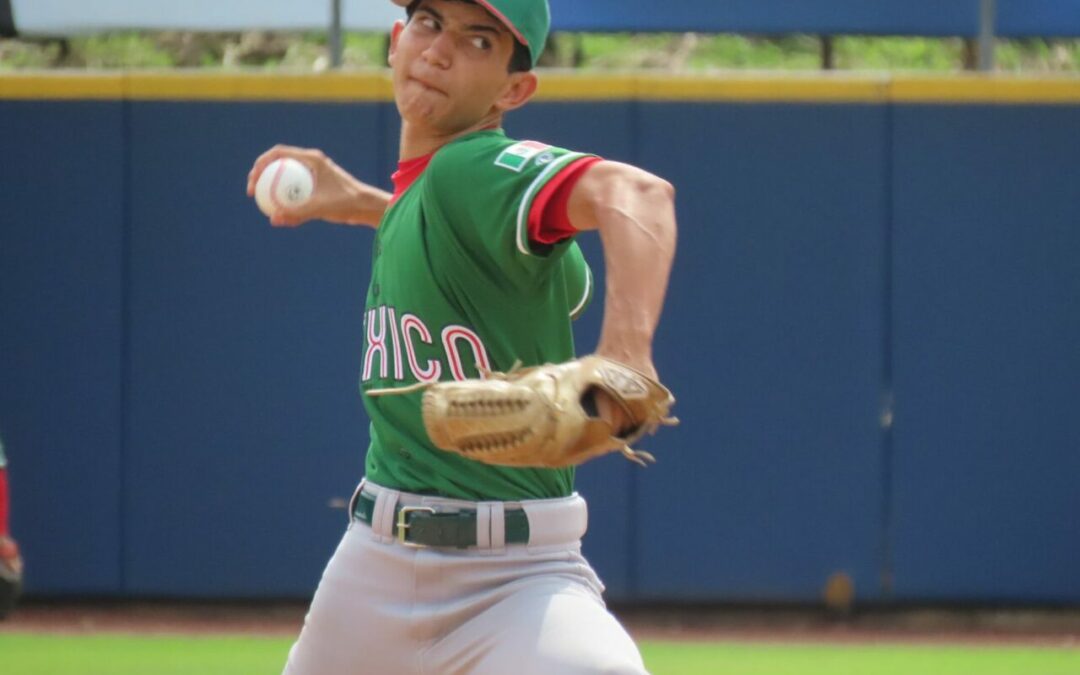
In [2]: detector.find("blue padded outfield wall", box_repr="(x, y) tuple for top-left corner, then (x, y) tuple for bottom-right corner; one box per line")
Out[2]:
(1, 74), (1078, 604)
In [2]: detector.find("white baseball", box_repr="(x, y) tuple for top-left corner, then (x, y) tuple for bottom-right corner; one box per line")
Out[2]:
(254, 158), (315, 217)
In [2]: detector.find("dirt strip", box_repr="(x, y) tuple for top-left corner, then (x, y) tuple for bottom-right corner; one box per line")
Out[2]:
(612, 605), (1080, 649)
(0, 601), (305, 637)
(2, 602), (1080, 649)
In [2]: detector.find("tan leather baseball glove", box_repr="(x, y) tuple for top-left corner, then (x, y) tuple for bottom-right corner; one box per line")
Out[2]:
(418, 356), (677, 468)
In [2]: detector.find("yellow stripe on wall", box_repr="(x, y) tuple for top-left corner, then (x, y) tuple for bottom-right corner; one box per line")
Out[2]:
(639, 73), (890, 103)
(890, 76), (1080, 104)
(2, 71), (1080, 104)
(0, 73), (126, 99)
(534, 72), (891, 102)
(0, 71), (393, 102)
(126, 71), (394, 101)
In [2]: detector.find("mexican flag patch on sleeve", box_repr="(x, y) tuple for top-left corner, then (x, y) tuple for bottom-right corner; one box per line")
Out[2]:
(494, 141), (552, 172)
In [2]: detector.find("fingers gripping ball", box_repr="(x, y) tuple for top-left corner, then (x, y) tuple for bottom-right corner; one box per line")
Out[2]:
(254, 158), (314, 217)
(369, 356), (679, 469)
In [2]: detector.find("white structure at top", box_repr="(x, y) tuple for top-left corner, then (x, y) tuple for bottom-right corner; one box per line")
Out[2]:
(10, 0), (404, 35)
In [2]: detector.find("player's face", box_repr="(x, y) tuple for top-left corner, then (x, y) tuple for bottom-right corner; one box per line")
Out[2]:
(389, 0), (530, 133)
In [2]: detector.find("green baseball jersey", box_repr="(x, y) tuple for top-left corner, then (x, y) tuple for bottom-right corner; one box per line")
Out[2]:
(361, 129), (595, 501)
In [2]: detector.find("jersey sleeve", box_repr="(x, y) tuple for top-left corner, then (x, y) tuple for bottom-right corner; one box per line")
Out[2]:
(425, 134), (596, 287)
(528, 156), (603, 246)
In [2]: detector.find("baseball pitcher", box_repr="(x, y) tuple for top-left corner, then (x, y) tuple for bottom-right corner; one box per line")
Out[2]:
(247, 1), (678, 672)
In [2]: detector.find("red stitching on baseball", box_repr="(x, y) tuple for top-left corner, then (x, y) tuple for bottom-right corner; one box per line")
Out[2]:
(268, 159), (288, 212)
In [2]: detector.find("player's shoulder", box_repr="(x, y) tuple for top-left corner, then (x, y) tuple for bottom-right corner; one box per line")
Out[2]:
(429, 130), (568, 182)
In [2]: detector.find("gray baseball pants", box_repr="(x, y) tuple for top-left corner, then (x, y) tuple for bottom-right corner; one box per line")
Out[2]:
(282, 479), (647, 675)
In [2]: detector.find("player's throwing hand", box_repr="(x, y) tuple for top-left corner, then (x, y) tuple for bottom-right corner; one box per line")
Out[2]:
(246, 145), (391, 228)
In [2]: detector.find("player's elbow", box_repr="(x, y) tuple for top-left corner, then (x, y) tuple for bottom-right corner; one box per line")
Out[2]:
(631, 173), (677, 239)
(644, 173), (676, 203)
(577, 162), (677, 245)
(592, 161), (674, 203)
(619, 166), (675, 204)
(631, 172), (677, 246)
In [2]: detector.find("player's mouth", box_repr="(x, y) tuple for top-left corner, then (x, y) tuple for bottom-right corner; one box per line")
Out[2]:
(409, 76), (447, 96)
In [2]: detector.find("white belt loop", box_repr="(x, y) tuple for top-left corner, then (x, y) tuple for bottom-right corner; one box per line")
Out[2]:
(475, 503), (492, 550)
(373, 489), (401, 542)
(346, 479), (366, 528)
(490, 502), (506, 552)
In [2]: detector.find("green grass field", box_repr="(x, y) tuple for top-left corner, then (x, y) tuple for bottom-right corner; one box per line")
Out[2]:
(2, 634), (1078, 675)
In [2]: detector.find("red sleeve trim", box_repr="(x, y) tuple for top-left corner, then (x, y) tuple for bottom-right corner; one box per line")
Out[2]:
(527, 156), (604, 246)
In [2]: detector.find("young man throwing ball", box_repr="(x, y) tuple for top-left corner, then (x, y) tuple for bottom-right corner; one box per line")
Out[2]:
(248, 1), (677, 672)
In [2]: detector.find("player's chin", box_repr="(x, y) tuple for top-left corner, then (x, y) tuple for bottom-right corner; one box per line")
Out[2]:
(398, 97), (449, 127)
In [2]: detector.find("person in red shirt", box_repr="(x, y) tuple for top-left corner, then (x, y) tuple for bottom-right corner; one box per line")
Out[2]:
(0, 433), (22, 619)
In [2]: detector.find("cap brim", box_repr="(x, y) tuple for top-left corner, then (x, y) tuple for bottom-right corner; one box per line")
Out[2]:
(472, 0), (528, 49)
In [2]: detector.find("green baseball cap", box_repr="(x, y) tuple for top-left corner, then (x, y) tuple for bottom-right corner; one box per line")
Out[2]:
(393, 0), (550, 68)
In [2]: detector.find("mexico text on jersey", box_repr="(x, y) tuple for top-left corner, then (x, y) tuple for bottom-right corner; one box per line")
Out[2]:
(359, 129), (596, 501)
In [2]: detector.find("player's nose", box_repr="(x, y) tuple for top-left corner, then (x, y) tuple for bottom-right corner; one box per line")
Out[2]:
(420, 32), (453, 69)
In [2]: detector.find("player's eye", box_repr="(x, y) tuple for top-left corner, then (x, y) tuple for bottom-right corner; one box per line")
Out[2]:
(470, 36), (492, 51)
(417, 16), (439, 31)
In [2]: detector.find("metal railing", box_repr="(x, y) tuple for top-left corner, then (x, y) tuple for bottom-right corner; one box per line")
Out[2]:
(326, 0), (1001, 71)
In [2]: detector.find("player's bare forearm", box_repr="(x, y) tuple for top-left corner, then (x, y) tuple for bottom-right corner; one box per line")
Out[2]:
(567, 161), (677, 377)
(327, 179), (393, 228)
(247, 145), (391, 228)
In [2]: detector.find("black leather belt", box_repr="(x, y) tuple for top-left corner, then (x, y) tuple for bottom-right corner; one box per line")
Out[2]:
(353, 492), (530, 548)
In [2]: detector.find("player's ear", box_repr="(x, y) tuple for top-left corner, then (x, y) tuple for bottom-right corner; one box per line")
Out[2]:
(388, 20), (406, 66)
(494, 71), (538, 114)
